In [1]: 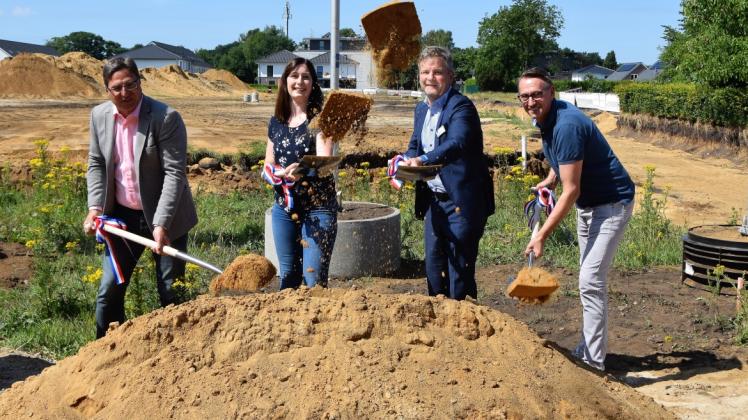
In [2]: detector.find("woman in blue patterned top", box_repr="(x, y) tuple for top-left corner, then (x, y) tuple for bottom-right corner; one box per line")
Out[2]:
(262, 57), (338, 289)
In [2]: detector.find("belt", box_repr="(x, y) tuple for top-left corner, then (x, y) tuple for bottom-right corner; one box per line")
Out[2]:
(433, 191), (450, 201)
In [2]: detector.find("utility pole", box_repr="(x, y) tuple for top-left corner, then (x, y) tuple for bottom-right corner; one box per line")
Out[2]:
(330, 0), (339, 89)
(283, 1), (292, 38)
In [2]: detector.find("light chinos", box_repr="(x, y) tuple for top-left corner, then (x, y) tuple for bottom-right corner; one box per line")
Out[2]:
(573, 200), (634, 370)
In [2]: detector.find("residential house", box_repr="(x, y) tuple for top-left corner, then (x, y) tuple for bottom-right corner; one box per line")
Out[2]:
(571, 64), (614, 81)
(606, 62), (647, 81)
(256, 50), (300, 85)
(636, 60), (665, 81)
(0, 39), (59, 60)
(257, 33), (376, 88)
(111, 41), (211, 73)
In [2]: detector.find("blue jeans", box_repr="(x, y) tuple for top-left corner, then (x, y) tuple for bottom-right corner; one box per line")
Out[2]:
(95, 205), (187, 338)
(271, 204), (337, 289)
(424, 195), (486, 300)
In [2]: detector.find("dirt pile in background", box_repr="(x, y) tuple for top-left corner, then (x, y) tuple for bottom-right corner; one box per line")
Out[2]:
(0, 288), (673, 418)
(0, 53), (249, 99)
(0, 53), (103, 99)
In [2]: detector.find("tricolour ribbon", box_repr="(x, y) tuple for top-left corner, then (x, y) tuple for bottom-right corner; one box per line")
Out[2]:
(261, 162), (296, 210)
(94, 216), (128, 285)
(523, 187), (556, 229)
(387, 154), (406, 190)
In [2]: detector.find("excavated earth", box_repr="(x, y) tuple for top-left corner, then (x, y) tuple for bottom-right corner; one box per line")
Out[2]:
(0, 288), (673, 419)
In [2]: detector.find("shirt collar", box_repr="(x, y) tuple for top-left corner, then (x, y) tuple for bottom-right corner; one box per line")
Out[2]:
(424, 88), (450, 113)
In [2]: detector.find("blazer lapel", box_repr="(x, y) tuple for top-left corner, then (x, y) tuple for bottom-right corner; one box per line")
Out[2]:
(434, 88), (456, 145)
(134, 96), (151, 165)
(103, 104), (115, 179)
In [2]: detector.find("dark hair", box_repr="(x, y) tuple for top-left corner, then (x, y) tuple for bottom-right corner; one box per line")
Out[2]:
(519, 67), (553, 88)
(103, 57), (139, 87)
(274, 57), (324, 123)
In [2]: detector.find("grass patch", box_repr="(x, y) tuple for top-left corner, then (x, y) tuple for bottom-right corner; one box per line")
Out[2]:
(0, 145), (696, 359)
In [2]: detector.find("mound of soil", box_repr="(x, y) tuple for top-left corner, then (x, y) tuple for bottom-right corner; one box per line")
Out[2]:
(209, 254), (276, 296)
(0, 288), (672, 418)
(0, 53), (103, 99)
(202, 69), (250, 92)
(0, 53), (249, 99)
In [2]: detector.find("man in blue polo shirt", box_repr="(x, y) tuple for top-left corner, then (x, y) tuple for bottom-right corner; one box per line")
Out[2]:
(518, 67), (635, 371)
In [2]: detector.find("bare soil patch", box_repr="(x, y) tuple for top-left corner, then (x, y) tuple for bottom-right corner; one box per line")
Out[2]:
(338, 202), (395, 221)
(0, 242), (32, 289)
(0, 288), (672, 418)
(690, 225), (748, 243)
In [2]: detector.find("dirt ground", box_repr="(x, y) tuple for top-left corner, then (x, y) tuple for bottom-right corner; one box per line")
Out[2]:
(1, 95), (745, 225)
(1, 95), (748, 418)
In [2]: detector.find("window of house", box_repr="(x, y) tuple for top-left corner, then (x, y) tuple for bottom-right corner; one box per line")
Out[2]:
(267, 65), (273, 77)
(317, 65), (323, 75)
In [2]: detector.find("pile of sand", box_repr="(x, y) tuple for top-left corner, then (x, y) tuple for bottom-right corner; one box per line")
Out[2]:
(0, 53), (250, 99)
(593, 112), (618, 135)
(208, 254), (276, 296)
(0, 53), (103, 99)
(0, 288), (673, 418)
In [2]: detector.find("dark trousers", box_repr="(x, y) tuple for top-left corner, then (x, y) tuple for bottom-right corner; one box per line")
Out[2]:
(424, 194), (485, 300)
(95, 204), (187, 338)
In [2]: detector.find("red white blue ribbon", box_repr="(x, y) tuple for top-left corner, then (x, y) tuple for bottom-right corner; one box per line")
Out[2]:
(261, 162), (296, 210)
(387, 154), (406, 190)
(524, 187), (556, 229)
(94, 216), (128, 285)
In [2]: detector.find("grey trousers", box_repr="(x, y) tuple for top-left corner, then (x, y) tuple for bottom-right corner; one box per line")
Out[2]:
(573, 200), (633, 370)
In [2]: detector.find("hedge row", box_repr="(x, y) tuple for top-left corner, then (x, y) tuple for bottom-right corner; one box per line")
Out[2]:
(615, 82), (748, 128)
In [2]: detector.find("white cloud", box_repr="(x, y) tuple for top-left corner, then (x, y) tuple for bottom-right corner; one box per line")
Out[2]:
(12, 6), (32, 16)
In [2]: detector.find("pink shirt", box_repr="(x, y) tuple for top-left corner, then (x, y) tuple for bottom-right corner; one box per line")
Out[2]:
(112, 99), (143, 210)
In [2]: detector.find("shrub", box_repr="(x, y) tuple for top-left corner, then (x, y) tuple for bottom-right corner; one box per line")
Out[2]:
(616, 82), (748, 128)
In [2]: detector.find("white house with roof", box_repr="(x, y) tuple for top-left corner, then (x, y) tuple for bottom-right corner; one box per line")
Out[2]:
(256, 33), (377, 88)
(571, 65), (614, 81)
(0, 39), (59, 60)
(111, 41), (211, 73)
(256, 50), (300, 85)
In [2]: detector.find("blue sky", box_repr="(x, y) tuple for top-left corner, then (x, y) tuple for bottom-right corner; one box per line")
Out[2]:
(1, 0), (681, 65)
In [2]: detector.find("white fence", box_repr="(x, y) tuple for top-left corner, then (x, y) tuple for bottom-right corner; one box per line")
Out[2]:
(559, 92), (620, 113)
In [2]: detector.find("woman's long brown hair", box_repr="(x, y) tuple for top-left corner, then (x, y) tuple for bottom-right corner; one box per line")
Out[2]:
(274, 57), (324, 123)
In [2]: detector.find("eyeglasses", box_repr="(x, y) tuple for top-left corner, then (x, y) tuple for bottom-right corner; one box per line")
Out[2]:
(107, 79), (140, 94)
(517, 90), (547, 103)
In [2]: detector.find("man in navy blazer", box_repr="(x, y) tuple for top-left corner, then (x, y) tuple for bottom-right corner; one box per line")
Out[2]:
(401, 46), (495, 300)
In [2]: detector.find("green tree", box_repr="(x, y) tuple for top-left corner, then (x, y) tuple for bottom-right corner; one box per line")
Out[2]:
(46, 31), (124, 59)
(339, 28), (358, 37)
(422, 29), (455, 50)
(453, 47), (477, 81)
(660, 0), (748, 87)
(196, 26), (294, 83)
(603, 50), (618, 70)
(474, 0), (563, 91)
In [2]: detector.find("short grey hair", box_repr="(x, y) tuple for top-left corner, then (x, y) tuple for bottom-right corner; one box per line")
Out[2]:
(419, 46), (454, 74)
(102, 57), (139, 87)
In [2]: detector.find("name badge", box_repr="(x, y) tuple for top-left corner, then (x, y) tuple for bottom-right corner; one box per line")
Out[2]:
(436, 125), (446, 138)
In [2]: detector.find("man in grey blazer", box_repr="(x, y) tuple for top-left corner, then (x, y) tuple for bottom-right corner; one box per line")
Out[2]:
(82, 57), (197, 338)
